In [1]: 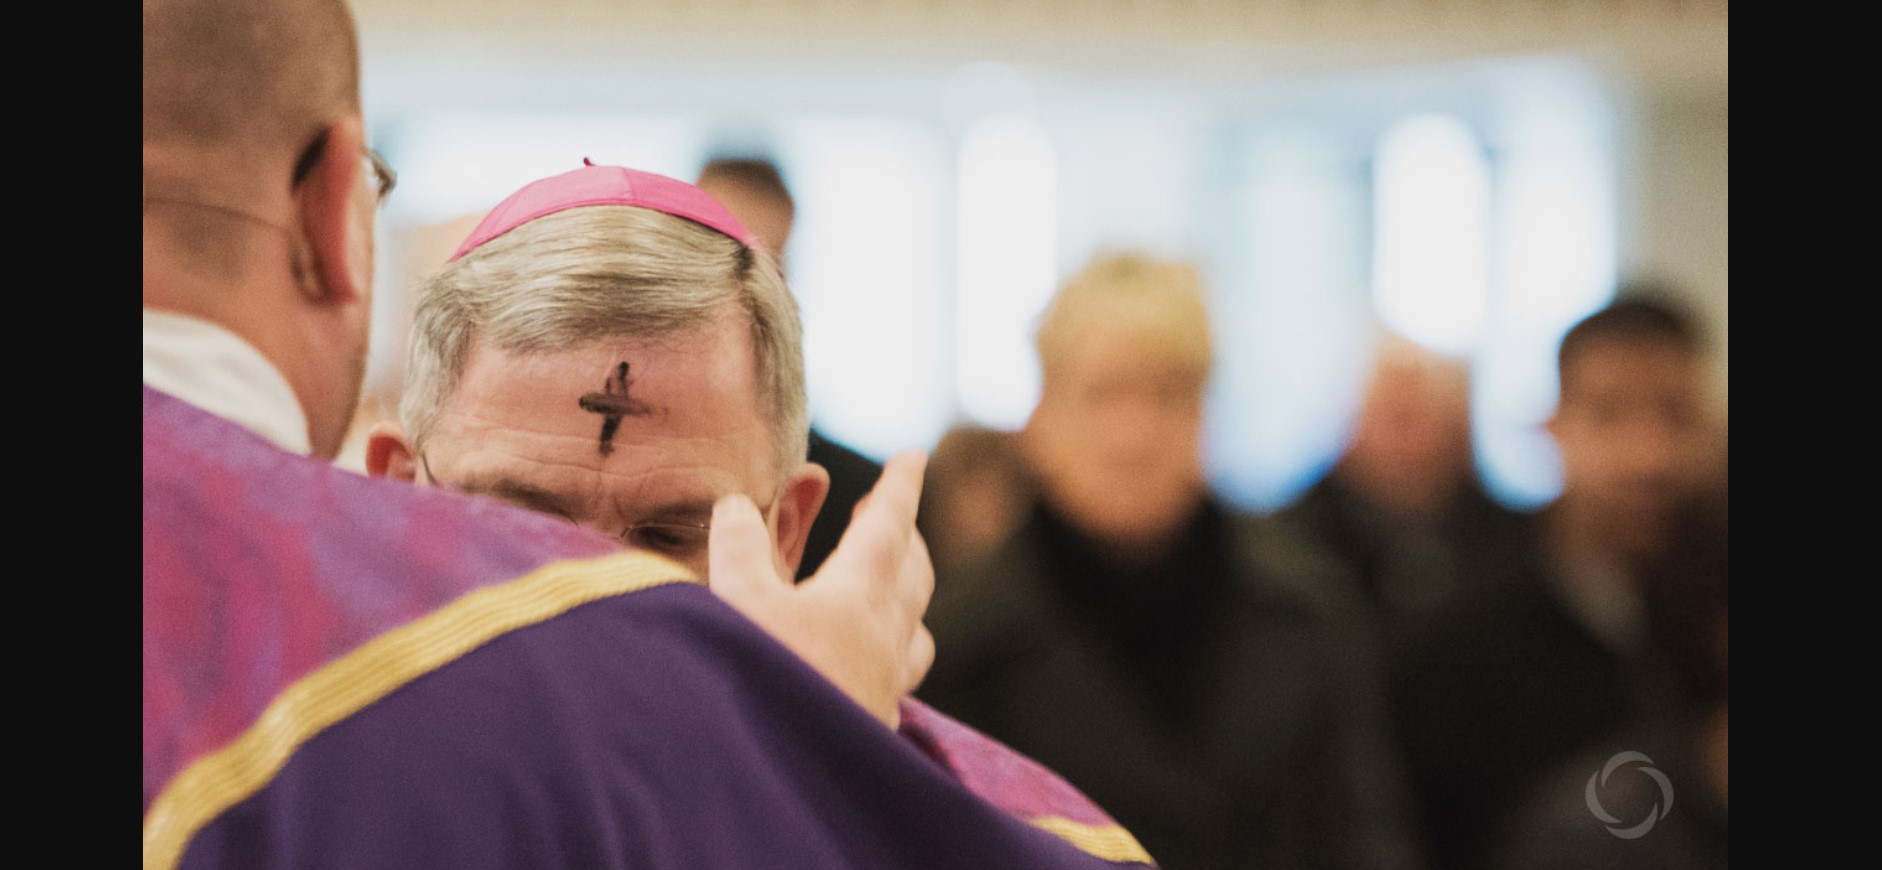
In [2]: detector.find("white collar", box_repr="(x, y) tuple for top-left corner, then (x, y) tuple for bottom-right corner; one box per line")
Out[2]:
(143, 309), (311, 455)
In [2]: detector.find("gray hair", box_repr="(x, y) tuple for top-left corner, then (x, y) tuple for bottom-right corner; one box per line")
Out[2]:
(400, 205), (809, 478)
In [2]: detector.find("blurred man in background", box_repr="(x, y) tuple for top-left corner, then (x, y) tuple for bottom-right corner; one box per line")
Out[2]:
(1277, 336), (1535, 647)
(697, 157), (796, 263)
(696, 155), (885, 579)
(1489, 486), (1727, 870)
(1389, 291), (1726, 870)
(919, 253), (1426, 870)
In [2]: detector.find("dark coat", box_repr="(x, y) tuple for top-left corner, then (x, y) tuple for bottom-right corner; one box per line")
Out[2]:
(1274, 472), (1537, 648)
(919, 496), (1427, 870)
(1388, 558), (1684, 870)
(1488, 709), (1727, 870)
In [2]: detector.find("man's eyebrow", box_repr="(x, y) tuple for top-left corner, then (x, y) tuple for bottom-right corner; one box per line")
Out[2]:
(456, 477), (576, 518)
(625, 499), (718, 525)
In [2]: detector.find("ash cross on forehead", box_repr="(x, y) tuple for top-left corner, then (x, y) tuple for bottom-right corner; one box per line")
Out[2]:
(578, 362), (653, 456)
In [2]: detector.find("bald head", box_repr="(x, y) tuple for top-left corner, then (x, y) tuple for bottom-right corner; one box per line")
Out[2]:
(144, 0), (359, 156)
(144, 0), (380, 463)
(145, 0), (367, 274)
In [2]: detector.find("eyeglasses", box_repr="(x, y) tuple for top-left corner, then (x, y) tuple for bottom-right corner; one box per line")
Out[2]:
(615, 486), (783, 564)
(365, 148), (397, 203)
(291, 127), (397, 204)
(620, 519), (715, 563)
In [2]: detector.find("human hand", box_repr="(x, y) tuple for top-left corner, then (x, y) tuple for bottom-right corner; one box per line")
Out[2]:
(708, 451), (935, 729)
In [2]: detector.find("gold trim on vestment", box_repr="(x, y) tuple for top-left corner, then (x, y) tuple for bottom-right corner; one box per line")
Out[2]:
(143, 551), (697, 870)
(1031, 815), (1157, 865)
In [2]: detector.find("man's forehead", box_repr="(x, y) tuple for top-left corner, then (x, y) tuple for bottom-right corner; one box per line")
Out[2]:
(1557, 343), (1715, 435)
(433, 324), (765, 469)
(1050, 335), (1208, 394)
(1562, 340), (1701, 392)
(428, 365), (772, 519)
(458, 320), (754, 401)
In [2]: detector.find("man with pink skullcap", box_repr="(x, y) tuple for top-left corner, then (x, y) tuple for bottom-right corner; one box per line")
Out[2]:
(365, 160), (1152, 867)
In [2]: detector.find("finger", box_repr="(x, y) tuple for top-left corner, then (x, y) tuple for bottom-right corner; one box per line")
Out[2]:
(848, 449), (926, 523)
(902, 624), (936, 695)
(817, 451), (929, 590)
(867, 450), (927, 529)
(708, 493), (781, 594)
(902, 530), (935, 623)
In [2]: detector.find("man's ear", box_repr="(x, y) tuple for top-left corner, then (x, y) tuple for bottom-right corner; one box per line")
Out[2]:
(365, 420), (420, 482)
(774, 462), (832, 577)
(292, 116), (370, 307)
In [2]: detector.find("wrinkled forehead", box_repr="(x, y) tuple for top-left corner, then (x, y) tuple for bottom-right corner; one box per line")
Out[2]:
(433, 322), (767, 457)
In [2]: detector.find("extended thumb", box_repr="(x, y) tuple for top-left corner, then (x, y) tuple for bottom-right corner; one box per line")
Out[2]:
(708, 493), (778, 592)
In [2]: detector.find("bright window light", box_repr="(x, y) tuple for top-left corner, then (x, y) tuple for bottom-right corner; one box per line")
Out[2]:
(381, 112), (704, 226)
(1475, 64), (1618, 508)
(780, 119), (950, 460)
(1208, 128), (1373, 512)
(955, 112), (1058, 429)
(1372, 115), (1492, 357)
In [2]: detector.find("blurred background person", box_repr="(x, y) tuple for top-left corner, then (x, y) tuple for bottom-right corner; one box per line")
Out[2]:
(1277, 334), (1536, 647)
(1389, 289), (1725, 870)
(697, 157), (798, 271)
(695, 155), (883, 580)
(919, 253), (1426, 870)
(1489, 484), (1727, 870)
(916, 423), (1033, 577)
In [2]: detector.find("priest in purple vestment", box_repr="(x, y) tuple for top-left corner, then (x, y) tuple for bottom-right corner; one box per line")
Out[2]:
(144, 0), (1150, 867)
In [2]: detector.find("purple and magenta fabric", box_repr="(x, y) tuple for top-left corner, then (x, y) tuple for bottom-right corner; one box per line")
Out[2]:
(144, 386), (1151, 868)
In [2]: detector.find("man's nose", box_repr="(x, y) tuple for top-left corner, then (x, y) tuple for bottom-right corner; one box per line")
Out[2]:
(1097, 398), (1173, 452)
(1620, 416), (1692, 480)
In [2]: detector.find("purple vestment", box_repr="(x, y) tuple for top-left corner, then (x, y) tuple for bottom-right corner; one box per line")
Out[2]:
(144, 386), (1152, 868)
